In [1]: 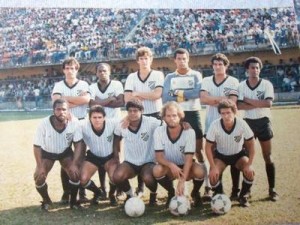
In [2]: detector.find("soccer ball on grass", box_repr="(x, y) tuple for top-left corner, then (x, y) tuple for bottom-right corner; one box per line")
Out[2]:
(169, 195), (190, 216)
(211, 194), (231, 214)
(124, 197), (145, 217)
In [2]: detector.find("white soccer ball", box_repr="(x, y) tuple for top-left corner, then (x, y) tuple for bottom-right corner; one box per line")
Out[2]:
(124, 197), (145, 217)
(169, 195), (190, 216)
(211, 194), (232, 215)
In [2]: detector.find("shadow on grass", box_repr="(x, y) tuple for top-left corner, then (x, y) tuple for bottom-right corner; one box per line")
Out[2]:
(0, 199), (220, 225)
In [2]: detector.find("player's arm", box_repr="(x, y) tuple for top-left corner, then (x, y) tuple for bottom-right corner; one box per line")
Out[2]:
(162, 75), (176, 103)
(243, 97), (273, 108)
(112, 134), (121, 161)
(107, 94), (125, 108)
(63, 92), (91, 106)
(51, 93), (61, 102)
(73, 140), (84, 166)
(132, 87), (163, 100)
(177, 76), (201, 100)
(237, 100), (257, 110)
(200, 90), (227, 106)
(177, 153), (193, 195)
(33, 145), (43, 166)
(155, 151), (183, 179)
(243, 137), (255, 178)
(205, 141), (215, 168)
(244, 137), (255, 166)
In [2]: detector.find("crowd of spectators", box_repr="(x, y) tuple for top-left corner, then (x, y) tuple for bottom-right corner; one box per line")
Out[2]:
(1, 57), (299, 110)
(0, 7), (299, 68)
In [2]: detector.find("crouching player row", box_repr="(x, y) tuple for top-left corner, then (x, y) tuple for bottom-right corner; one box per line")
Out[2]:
(33, 99), (205, 210)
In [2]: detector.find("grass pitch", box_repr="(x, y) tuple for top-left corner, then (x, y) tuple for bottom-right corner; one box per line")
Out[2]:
(0, 106), (299, 225)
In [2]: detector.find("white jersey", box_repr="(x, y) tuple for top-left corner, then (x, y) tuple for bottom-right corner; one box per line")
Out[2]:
(33, 116), (82, 154)
(206, 117), (254, 156)
(201, 75), (239, 133)
(52, 80), (90, 119)
(124, 70), (164, 114)
(80, 119), (119, 157)
(154, 126), (195, 165)
(89, 80), (124, 118)
(238, 78), (274, 119)
(114, 116), (162, 166)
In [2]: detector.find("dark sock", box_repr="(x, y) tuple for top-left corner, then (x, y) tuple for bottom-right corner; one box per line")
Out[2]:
(146, 180), (158, 193)
(137, 175), (144, 192)
(109, 182), (117, 196)
(156, 176), (174, 194)
(212, 181), (223, 194)
(36, 183), (51, 202)
(266, 163), (275, 189)
(239, 178), (253, 197)
(231, 166), (240, 192)
(192, 178), (204, 194)
(98, 167), (106, 192)
(84, 180), (101, 194)
(61, 168), (70, 194)
(69, 180), (80, 205)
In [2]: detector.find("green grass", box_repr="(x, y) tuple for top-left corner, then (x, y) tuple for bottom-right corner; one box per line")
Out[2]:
(0, 110), (51, 121)
(0, 106), (299, 225)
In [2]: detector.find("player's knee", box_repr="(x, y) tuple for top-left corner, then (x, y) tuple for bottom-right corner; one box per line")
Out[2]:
(34, 172), (46, 185)
(113, 169), (125, 184)
(192, 164), (205, 179)
(153, 164), (165, 178)
(142, 173), (155, 186)
(80, 173), (90, 186)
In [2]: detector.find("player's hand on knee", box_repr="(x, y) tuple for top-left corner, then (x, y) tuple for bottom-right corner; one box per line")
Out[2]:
(68, 163), (80, 180)
(209, 167), (219, 184)
(170, 163), (183, 179)
(243, 165), (254, 180)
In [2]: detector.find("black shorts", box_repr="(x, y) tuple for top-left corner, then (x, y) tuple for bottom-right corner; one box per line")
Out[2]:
(41, 147), (73, 161)
(183, 110), (203, 139)
(124, 161), (155, 174)
(85, 151), (114, 168)
(215, 149), (247, 166)
(144, 112), (161, 120)
(245, 117), (273, 141)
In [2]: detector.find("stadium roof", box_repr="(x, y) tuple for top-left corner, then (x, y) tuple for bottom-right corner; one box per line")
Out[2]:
(0, 0), (294, 9)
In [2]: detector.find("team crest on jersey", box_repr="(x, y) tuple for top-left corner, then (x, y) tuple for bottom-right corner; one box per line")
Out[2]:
(148, 81), (156, 90)
(256, 91), (265, 100)
(76, 90), (83, 96)
(141, 132), (149, 141)
(179, 146), (185, 153)
(65, 133), (73, 142)
(108, 92), (114, 97)
(234, 135), (242, 143)
(224, 87), (238, 96)
(107, 134), (113, 142)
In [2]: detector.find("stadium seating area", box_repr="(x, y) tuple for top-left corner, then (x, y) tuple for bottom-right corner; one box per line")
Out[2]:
(0, 7), (298, 68)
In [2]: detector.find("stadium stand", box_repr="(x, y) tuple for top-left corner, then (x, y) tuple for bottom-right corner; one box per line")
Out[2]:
(0, 7), (298, 68)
